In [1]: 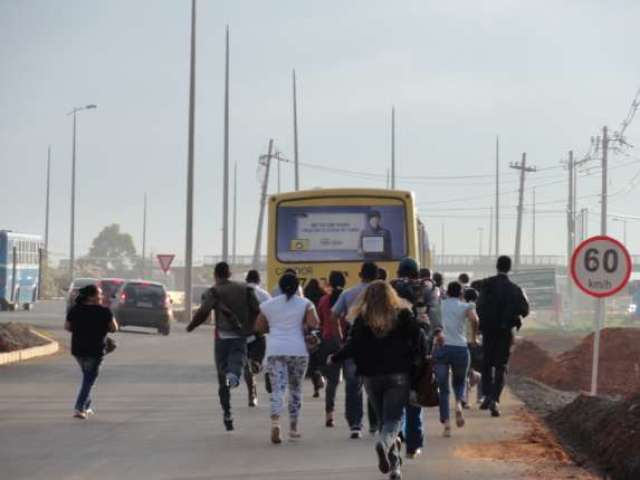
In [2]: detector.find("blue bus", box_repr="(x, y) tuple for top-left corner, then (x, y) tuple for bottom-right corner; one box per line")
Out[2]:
(0, 230), (43, 311)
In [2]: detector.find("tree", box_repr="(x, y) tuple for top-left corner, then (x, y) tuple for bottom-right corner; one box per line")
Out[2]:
(84, 224), (138, 275)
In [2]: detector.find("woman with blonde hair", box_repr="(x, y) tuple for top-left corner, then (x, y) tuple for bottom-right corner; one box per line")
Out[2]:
(329, 281), (426, 480)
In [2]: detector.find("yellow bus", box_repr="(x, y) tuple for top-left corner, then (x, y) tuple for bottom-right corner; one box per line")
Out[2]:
(266, 188), (431, 290)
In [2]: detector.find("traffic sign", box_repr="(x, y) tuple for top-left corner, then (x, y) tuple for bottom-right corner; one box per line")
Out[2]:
(570, 235), (631, 298)
(156, 254), (175, 274)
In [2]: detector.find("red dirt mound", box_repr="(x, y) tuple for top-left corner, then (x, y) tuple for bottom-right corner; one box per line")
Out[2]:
(549, 393), (640, 480)
(533, 328), (640, 396)
(511, 339), (555, 377)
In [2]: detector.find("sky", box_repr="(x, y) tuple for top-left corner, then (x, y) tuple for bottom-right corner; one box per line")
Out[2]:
(2, 0), (640, 265)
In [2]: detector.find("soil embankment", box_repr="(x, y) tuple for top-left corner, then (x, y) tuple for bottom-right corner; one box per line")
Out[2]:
(549, 394), (640, 480)
(509, 327), (640, 480)
(0, 322), (50, 353)
(512, 328), (640, 396)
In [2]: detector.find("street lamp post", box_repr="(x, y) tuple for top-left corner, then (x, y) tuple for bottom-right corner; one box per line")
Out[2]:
(478, 227), (484, 257)
(67, 104), (97, 280)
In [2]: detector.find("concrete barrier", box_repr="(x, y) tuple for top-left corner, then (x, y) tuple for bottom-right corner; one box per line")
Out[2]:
(0, 330), (59, 366)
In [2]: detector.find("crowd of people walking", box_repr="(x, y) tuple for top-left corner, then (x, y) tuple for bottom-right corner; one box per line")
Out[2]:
(65, 255), (529, 480)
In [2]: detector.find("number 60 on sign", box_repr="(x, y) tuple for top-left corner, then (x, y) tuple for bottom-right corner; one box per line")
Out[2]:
(570, 236), (632, 298)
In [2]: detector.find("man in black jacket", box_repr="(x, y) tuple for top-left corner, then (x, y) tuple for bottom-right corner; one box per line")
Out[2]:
(187, 262), (260, 431)
(472, 256), (529, 417)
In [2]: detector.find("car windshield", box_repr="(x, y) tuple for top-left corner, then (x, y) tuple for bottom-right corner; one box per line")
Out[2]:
(101, 280), (124, 298)
(122, 283), (166, 308)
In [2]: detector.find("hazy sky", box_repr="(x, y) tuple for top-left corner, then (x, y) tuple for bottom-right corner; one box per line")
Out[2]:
(2, 0), (640, 264)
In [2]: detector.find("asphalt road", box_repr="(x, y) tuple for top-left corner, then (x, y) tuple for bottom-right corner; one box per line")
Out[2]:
(0, 301), (574, 480)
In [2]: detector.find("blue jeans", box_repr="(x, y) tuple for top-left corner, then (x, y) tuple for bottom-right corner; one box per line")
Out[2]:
(404, 404), (424, 453)
(364, 373), (409, 461)
(434, 345), (470, 423)
(344, 359), (364, 430)
(215, 338), (247, 418)
(74, 356), (102, 412)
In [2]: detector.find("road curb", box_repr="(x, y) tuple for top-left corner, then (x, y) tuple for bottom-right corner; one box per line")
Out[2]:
(0, 330), (59, 366)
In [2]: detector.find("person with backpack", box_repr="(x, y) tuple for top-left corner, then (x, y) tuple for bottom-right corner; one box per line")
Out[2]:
(472, 256), (530, 417)
(331, 261), (380, 439)
(329, 281), (427, 480)
(65, 284), (118, 419)
(255, 273), (320, 444)
(186, 262), (260, 431)
(390, 258), (440, 459)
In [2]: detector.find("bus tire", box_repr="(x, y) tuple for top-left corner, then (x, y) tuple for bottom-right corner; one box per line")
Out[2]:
(8, 303), (17, 312)
(23, 303), (33, 312)
(158, 323), (170, 336)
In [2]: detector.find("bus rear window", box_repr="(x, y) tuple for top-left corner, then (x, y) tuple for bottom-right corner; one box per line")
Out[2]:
(276, 204), (407, 262)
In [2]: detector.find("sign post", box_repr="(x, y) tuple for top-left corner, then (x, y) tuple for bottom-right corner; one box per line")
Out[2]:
(570, 235), (631, 395)
(156, 254), (176, 274)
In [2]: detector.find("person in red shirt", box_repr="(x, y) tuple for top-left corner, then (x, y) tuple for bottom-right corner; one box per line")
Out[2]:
(317, 271), (348, 427)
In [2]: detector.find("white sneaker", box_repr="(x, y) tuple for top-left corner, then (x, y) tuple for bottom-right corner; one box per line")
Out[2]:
(73, 410), (87, 420)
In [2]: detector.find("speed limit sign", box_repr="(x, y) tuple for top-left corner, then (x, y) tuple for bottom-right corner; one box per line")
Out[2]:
(571, 235), (632, 298)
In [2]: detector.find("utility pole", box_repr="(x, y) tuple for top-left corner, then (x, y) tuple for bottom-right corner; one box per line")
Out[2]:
(478, 227), (484, 257)
(141, 193), (147, 279)
(581, 208), (589, 240)
(391, 106), (396, 189)
(495, 136), (500, 256)
(44, 146), (51, 259)
(532, 188), (536, 262)
(510, 153), (536, 270)
(612, 218), (628, 245)
(292, 70), (300, 191)
(566, 150), (575, 326)
(222, 25), (230, 262)
(277, 151), (281, 193)
(567, 151), (575, 261)
(441, 223), (445, 260)
(601, 127), (608, 236)
(232, 161), (237, 265)
(592, 127), (609, 396)
(184, 0), (197, 320)
(488, 206), (494, 256)
(253, 139), (274, 269)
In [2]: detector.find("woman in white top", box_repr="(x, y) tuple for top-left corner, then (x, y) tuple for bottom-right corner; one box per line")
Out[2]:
(432, 281), (479, 437)
(256, 273), (319, 444)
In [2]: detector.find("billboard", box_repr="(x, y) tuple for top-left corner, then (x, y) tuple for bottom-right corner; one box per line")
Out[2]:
(277, 205), (407, 262)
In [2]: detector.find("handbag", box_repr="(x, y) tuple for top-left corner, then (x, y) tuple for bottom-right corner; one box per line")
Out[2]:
(104, 336), (117, 355)
(410, 356), (439, 408)
(304, 329), (322, 353)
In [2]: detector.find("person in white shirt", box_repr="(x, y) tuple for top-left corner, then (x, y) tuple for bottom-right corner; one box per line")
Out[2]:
(246, 270), (271, 304)
(256, 273), (319, 444)
(432, 281), (479, 437)
(244, 270), (272, 407)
